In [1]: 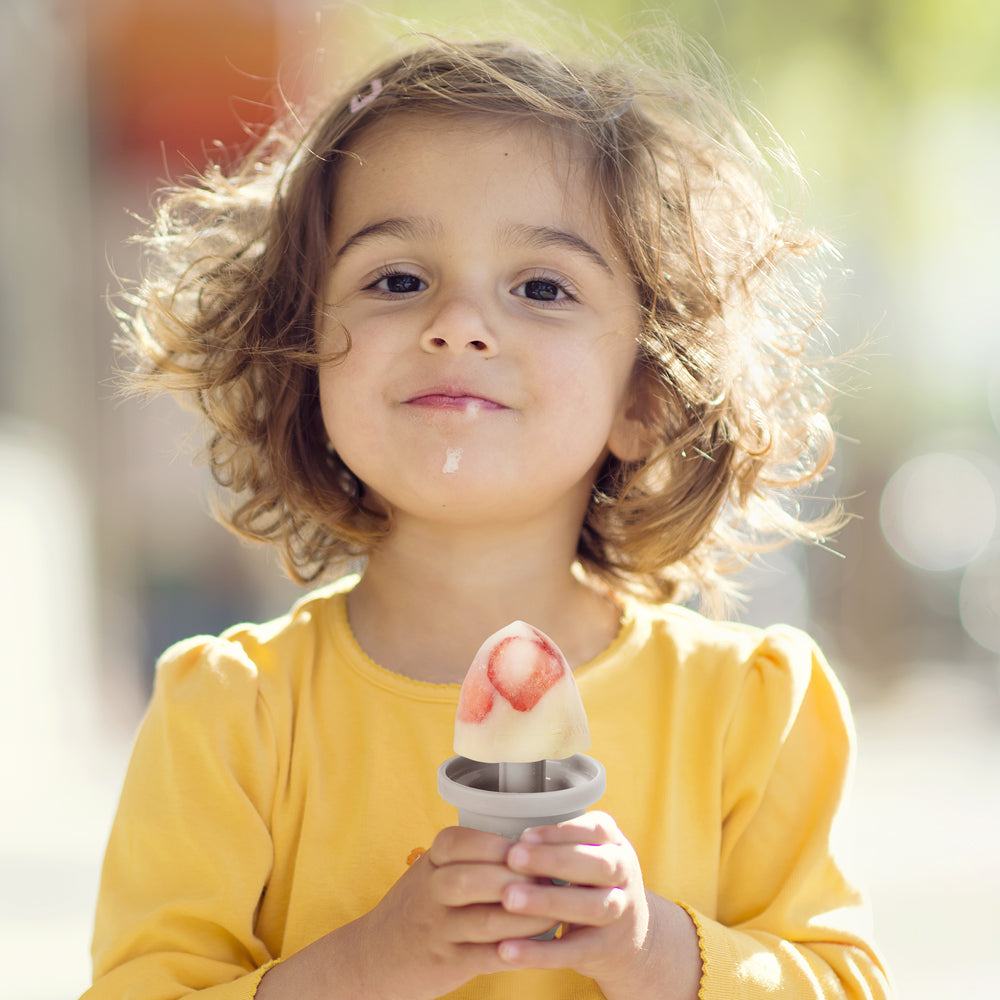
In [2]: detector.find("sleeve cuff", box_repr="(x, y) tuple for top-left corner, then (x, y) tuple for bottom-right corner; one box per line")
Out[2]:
(250, 958), (283, 998)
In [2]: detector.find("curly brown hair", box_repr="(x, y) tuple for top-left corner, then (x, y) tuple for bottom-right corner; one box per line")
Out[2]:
(119, 27), (844, 608)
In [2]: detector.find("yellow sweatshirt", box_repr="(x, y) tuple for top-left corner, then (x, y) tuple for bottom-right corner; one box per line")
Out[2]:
(84, 581), (891, 999)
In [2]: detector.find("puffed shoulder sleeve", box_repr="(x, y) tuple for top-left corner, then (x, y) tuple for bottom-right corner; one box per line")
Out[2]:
(82, 635), (282, 999)
(683, 626), (893, 1000)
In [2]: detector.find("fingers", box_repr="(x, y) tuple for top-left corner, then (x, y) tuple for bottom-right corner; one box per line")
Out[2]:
(507, 840), (632, 889)
(441, 901), (560, 944)
(421, 818), (640, 948)
(497, 923), (608, 969)
(425, 825), (534, 908)
(500, 811), (647, 945)
(406, 815), (658, 990)
(426, 825), (513, 867)
(518, 810), (622, 847)
(433, 859), (533, 907)
(419, 825), (553, 944)
(506, 813), (637, 890)
(503, 880), (629, 927)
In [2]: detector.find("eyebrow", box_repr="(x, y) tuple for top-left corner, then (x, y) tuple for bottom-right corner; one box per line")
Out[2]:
(333, 216), (615, 275)
(502, 223), (615, 275)
(333, 217), (443, 259)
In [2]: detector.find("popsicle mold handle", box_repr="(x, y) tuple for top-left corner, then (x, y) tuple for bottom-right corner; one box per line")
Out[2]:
(437, 753), (606, 839)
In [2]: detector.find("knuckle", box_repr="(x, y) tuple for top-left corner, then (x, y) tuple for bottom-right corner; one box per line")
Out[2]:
(602, 886), (628, 921)
(432, 875), (458, 907)
(426, 937), (459, 968)
(434, 865), (473, 905)
(592, 811), (620, 841)
(481, 905), (508, 939)
(608, 853), (631, 886)
(584, 809), (610, 831)
(431, 825), (459, 857)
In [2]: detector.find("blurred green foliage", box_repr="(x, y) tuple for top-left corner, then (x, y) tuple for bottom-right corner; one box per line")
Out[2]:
(365, 0), (998, 246)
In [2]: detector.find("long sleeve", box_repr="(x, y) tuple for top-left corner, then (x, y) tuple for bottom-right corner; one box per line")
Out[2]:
(83, 636), (282, 1000)
(683, 625), (892, 999)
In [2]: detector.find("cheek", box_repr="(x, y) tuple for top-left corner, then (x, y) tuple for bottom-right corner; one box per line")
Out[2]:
(541, 368), (624, 465)
(317, 302), (353, 362)
(317, 356), (363, 446)
(553, 338), (636, 415)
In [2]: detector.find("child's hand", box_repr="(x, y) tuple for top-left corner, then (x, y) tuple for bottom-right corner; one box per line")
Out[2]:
(496, 812), (702, 1000)
(351, 825), (559, 1000)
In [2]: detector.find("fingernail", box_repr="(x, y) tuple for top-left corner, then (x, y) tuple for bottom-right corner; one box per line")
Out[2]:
(520, 828), (542, 843)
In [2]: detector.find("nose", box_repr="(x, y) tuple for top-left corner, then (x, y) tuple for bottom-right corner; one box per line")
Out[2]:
(419, 298), (498, 357)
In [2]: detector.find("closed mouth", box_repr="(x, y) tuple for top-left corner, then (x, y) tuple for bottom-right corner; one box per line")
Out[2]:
(405, 391), (506, 412)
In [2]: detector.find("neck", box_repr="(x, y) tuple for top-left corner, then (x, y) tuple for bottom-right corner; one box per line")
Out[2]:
(345, 519), (621, 683)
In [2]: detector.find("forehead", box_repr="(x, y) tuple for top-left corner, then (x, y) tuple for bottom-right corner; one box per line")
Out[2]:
(333, 111), (611, 236)
(345, 108), (594, 169)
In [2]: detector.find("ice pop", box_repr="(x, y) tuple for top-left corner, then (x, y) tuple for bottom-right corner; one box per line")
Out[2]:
(454, 621), (590, 779)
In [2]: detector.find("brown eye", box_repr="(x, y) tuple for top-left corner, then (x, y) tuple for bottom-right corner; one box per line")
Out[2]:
(523, 279), (561, 301)
(514, 276), (574, 303)
(366, 272), (426, 294)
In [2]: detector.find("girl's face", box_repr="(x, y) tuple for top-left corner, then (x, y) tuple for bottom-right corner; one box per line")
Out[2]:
(318, 114), (645, 534)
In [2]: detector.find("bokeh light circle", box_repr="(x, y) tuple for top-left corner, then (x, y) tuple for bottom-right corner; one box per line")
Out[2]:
(960, 547), (1000, 653)
(879, 452), (996, 572)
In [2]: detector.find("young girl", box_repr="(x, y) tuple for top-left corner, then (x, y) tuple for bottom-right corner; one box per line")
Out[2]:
(85, 26), (892, 1000)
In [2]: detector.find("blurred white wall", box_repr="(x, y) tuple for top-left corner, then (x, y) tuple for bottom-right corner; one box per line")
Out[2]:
(0, 423), (127, 998)
(0, 5), (126, 995)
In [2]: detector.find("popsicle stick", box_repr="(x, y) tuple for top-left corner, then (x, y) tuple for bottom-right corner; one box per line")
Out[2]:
(498, 760), (546, 793)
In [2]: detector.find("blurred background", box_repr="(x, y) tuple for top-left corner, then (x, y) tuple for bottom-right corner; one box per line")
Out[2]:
(2, 0), (997, 996)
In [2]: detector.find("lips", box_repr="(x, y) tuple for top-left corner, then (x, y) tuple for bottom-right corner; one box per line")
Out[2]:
(404, 387), (506, 411)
